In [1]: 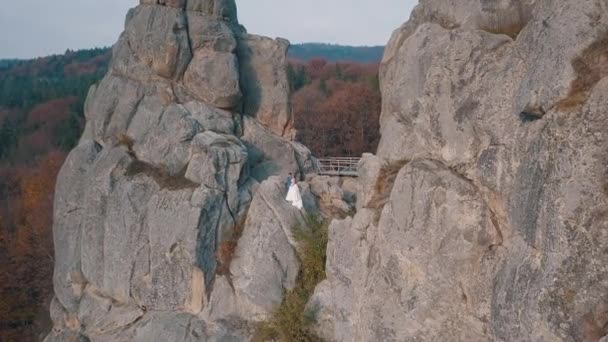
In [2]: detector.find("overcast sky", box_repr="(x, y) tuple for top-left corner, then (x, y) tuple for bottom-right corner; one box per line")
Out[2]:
(0, 0), (416, 59)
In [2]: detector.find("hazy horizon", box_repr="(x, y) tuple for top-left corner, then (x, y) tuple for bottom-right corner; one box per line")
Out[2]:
(0, 1), (415, 59)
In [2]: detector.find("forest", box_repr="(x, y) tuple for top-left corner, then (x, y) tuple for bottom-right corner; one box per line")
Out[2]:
(287, 43), (384, 63)
(0, 44), (381, 341)
(0, 48), (111, 341)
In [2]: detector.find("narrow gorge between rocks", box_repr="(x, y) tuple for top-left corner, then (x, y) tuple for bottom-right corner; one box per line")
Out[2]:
(44, 0), (608, 341)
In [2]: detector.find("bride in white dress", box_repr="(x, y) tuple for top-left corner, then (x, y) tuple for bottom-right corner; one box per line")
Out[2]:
(285, 177), (304, 210)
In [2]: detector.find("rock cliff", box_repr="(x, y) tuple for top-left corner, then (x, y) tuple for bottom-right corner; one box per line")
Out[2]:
(46, 1), (319, 341)
(311, 0), (608, 341)
(47, 0), (608, 341)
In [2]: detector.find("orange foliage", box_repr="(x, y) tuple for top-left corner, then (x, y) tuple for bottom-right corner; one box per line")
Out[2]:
(63, 52), (111, 76)
(28, 97), (75, 126)
(292, 59), (381, 157)
(0, 151), (66, 341)
(20, 130), (53, 157)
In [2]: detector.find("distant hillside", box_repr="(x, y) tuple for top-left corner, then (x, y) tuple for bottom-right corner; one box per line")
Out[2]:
(288, 43), (385, 63)
(0, 59), (21, 69)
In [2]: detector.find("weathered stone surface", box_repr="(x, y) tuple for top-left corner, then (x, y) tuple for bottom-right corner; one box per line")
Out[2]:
(312, 0), (608, 341)
(187, 0), (238, 22)
(131, 188), (209, 312)
(48, 1), (310, 341)
(183, 50), (241, 109)
(84, 74), (145, 144)
(51, 0), (608, 341)
(238, 34), (293, 138)
(241, 116), (314, 182)
(186, 131), (248, 213)
(128, 97), (202, 175)
(94, 311), (243, 342)
(187, 13), (237, 53)
(184, 101), (235, 134)
(308, 209), (376, 342)
(204, 177), (307, 322)
(43, 330), (85, 342)
(378, 23), (513, 163)
(356, 153), (386, 210)
(53, 141), (102, 312)
(308, 175), (355, 219)
(358, 160), (501, 341)
(78, 148), (155, 301)
(77, 289), (143, 337)
(127, 5), (192, 79)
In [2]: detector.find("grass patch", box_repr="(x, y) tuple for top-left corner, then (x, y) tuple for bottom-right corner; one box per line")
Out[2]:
(366, 159), (409, 223)
(253, 215), (328, 342)
(117, 133), (135, 152)
(557, 35), (608, 111)
(368, 159), (409, 210)
(117, 133), (198, 191)
(125, 160), (198, 191)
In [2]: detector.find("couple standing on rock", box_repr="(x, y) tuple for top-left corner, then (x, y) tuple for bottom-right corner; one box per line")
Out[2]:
(285, 173), (303, 210)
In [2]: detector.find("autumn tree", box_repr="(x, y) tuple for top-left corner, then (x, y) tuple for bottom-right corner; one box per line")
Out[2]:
(291, 59), (381, 157)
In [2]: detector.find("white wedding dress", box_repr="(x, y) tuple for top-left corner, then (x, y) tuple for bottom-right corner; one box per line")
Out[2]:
(286, 183), (304, 210)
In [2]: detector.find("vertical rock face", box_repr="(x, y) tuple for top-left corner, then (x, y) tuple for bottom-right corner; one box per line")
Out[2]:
(312, 0), (608, 341)
(239, 35), (294, 138)
(46, 1), (316, 341)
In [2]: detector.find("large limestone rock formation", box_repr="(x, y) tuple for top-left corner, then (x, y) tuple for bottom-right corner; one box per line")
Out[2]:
(48, 0), (608, 341)
(311, 0), (608, 341)
(46, 1), (316, 341)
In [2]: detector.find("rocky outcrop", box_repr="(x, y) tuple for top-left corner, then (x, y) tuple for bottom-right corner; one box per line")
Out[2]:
(311, 0), (608, 341)
(307, 175), (356, 219)
(203, 177), (305, 323)
(47, 1), (316, 341)
(50, 0), (608, 341)
(239, 35), (294, 138)
(241, 116), (314, 181)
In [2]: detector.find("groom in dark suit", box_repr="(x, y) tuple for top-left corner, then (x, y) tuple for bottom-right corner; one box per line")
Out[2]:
(285, 173), (293, 192)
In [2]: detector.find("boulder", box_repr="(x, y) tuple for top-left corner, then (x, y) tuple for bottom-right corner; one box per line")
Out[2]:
(238, 35), (293, 138)
(43, 330), (86, 342)
(183, 50), (241, 109)
(357, 160), (502, 341)
(308, 175), (355, 219)
(53, 141), (102, 312)
(79, 147), (158, 301)
(77, 289), (144, 337)
(92, 311), (243, 342)
(378, 23), (513, 164)
(186, 131), (248, 210)
(241, 116), (314, 182)
(187, 0), (238, 22)
(356, 153), (386, 210)
(187, 13), (237, 52)
(84, 74), (145, 145)
(184, 101), (236, 134)
(131, 188), (208, 311)
(126, 5), (192, 79)
(204, 177), (307, 322)
(128, 97), (202, 175)
(307, 209), (376, 342)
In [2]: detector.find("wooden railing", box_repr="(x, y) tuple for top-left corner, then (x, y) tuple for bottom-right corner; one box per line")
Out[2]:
(315, 157), (360, 177)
